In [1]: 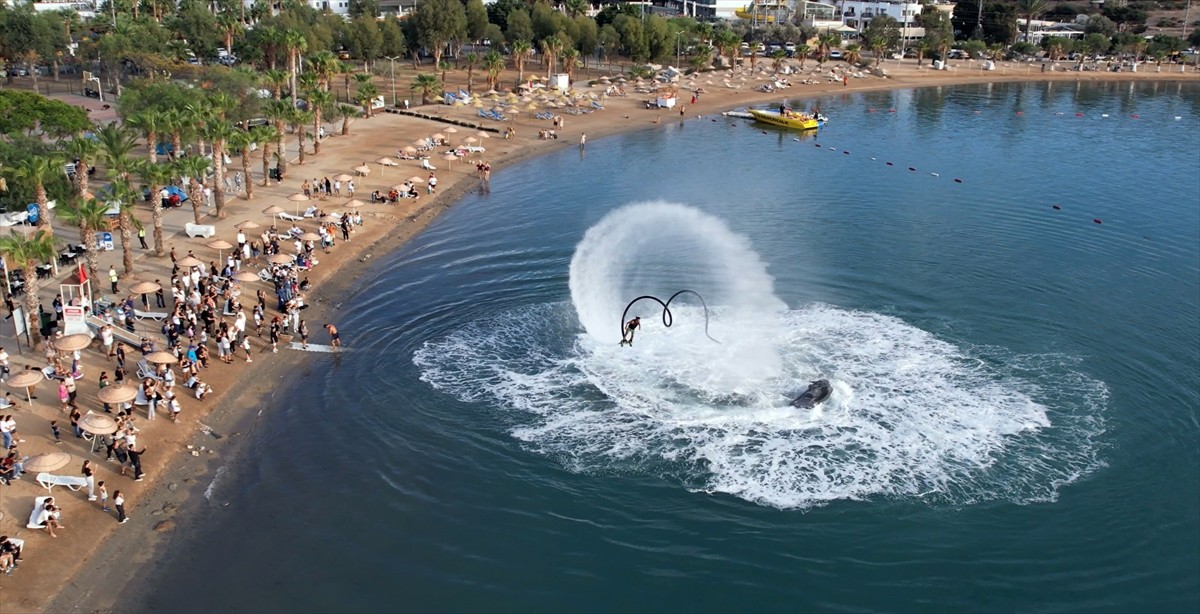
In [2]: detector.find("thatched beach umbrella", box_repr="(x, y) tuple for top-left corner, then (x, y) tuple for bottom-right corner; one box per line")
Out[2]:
(176, 255), (203, 268)
(97, 385), (137, 406)
(263, 205), (285, 217)
(129, 280), (160, 295)
(23, 451), (72, 474)
(233, 271), (260, 283)
(288, 192), (310, 215)
(375, 157), (398, 176)
(6, 369), (44, 403)
(206, 239), (233, 262)
(353, 164), (371, 176)
(55, 333), (92, 353)
(402, 146), (417, 155)
(80, 411), (120, 434)
(145, 351), (178, 365)
(476, 131), (490, 139)
(445, 127), (458, 133)
(408, 176), (425, 184)
(430, 133), (446, 143)
(299, 232), (321, 242)
(333, 173), (354, 182)
(235, 220), (260, 231)
(268, 253), (295, 265)
(442, 153), (458, 170)
(343, 199), (367, 209)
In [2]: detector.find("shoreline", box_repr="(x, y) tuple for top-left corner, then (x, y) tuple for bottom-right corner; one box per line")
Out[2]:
(6, 66), (1196, 613)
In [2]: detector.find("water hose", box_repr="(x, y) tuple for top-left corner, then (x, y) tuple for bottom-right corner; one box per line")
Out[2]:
(620, 290), (719, 344)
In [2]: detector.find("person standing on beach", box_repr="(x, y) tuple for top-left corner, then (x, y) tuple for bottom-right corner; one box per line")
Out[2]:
(580, 134), (586, 148)
(113, 490), (127, 523)
(109, 266), (119, 294)
(299, 320), (309, 349)
(82, 459), (96, 500)
(324, 323), (341, 349)
(127, 446), (145, 481)
(98, 481), (109, 511)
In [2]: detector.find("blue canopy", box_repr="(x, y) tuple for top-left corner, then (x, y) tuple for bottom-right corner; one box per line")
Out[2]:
(163, 185), (188, 201)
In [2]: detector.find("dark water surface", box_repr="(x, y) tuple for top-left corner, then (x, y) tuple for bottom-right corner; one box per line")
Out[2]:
(136, 82), (1199, 613)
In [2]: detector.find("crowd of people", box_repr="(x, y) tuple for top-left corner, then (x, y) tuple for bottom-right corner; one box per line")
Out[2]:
(1, 193), (356, 583)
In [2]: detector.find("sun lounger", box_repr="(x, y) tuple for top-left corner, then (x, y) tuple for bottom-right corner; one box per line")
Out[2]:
(303, 206), (318, 218)
(134, 309), (168, 321)
(27, 496), (51, 529)
(185, 223), (216, 238)
(36, 473), (88, 493)
(136, 359), (162, 382)
(421, 159), (436, 170)
(277, 212), (304, 222)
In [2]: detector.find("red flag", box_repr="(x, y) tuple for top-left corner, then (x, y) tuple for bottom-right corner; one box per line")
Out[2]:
(78, 263), (88, 284)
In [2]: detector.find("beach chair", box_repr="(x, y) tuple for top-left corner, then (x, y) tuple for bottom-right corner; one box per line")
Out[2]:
(36, 473), (88, 493)
(136, 359), (161, 381)
(421, 159), (436, 171)
(27, 496), (51, 529)
(302, 206), (319, 218)
(134, 308), (168, 321)
(277, 212), (304, 222)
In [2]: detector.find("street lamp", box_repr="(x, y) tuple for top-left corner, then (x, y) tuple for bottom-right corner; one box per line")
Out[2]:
(384, 55), (400, 107)
(676, 31), (684, 68)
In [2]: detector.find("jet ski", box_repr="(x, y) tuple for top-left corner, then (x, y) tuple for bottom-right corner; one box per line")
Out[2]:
(790, 379), (832, 408)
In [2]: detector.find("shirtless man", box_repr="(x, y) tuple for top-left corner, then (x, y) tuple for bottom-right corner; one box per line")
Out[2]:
(324, 323), (341, 349)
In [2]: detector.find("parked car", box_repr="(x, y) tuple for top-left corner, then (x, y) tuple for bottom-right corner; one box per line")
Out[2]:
(828, 49), (844, 60)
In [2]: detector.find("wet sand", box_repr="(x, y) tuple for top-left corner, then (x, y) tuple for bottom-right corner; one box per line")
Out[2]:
(0, 59), (1193, 613)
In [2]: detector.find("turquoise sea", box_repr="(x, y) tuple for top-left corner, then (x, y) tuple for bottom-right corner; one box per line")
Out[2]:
(134, 81), (1199, 613)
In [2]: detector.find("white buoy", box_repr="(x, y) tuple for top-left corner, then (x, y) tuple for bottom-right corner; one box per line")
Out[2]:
(870, 157), (876, 160)
(1101, 113), (1109, 118)
(828, 146), (835, 150)
(1176, 116), (1183, 120)
(930, 172), (939, 177)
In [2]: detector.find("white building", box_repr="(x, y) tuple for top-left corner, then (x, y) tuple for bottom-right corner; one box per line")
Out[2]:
(837, 1), (956, 41)
(5, 0), (98, 18)
(1016, 18), (1085, 45)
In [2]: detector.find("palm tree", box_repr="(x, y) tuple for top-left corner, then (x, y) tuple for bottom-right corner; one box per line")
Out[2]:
(354, 75), (379, 117)
(126, 109), (167, 164)
(714, 29), (740, 66)
(10, 155), (63, 235)
(483, 50), (504, 90)
(61, 135), (100, 197)
(307, 50), (340, 91)
(462, 52), (479, 94)
(131, 159), (173, 256)
(795, 44), (811, 68)
(817, 33), (840, 63)
(227, 129), (255, 198)
(252, 124), (280, 186)
(844, 43), (862, 65)
(410, 73), (441, 106)
(1016, 0), (1050, 43)
(265, 99), (291, 179)
(57, 196), (110, 281)
(770, 49), (786, 73)
(335, 104), (357, 136)
(541, 35), (563, 78)
(512, 40), (532, 84)
(95, 123), (142, 275)
(0, 230), (56, 344)
(161, 108), (189, 160)
(284, 29), (309, 108)
(288, 107), (314, 165)
(201, 119), (236, 219)
(301, 73), (333, 156)
(175, 156), (212, 225)
(561, 48), (580, 84)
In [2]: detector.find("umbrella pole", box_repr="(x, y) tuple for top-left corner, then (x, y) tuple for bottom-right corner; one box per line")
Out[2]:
(24, 386), (31, 404)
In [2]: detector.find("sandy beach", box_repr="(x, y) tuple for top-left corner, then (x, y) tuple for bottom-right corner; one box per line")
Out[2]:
(0, 57), (1194, 613)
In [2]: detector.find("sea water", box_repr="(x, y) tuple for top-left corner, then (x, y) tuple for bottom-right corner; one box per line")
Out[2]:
(134, 81), (1199, 613)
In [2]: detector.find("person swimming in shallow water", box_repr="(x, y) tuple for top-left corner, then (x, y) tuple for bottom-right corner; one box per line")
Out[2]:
(619, 317), (641, 346)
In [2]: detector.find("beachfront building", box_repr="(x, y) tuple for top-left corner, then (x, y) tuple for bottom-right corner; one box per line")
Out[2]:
(3, 0), (98, 18)
(1015, 18), (1086, 45)
(684, 0), (750, 20)
(835, 1), (957, 42)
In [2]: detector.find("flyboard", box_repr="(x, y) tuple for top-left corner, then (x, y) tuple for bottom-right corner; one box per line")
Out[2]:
(288, 342), (342, 353)
(619, 289), (720, 346)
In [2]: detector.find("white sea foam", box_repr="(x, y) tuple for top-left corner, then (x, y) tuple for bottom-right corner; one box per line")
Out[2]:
(413, 203), (1107, 509)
